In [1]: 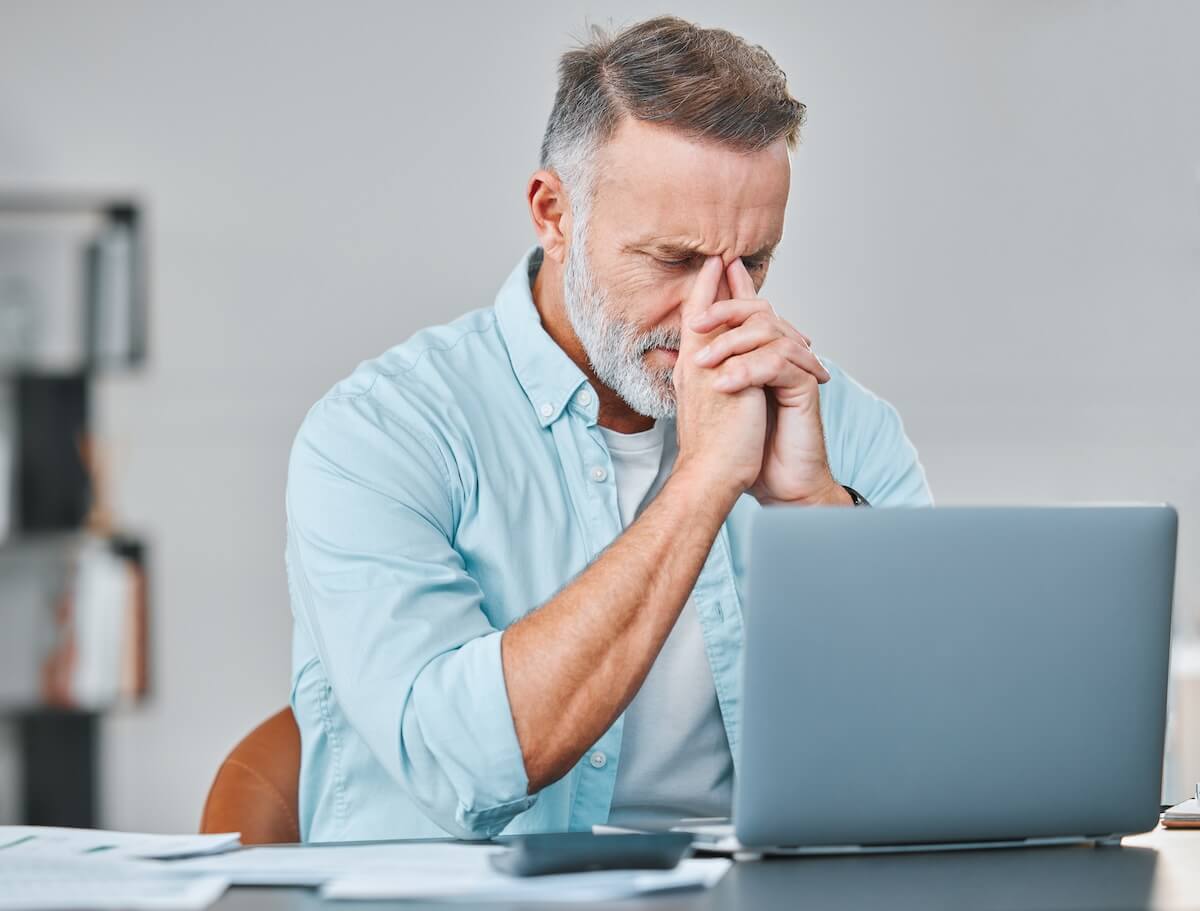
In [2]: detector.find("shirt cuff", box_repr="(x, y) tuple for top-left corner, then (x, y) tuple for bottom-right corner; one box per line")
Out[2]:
(412, 628), (538, 837)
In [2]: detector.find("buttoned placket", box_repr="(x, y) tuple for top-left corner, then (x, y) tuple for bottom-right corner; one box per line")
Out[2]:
(541, 383), (630, 828)
(534, 379), (746, 826)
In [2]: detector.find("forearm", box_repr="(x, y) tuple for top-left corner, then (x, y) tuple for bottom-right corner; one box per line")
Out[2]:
(501, 462), (737, 792)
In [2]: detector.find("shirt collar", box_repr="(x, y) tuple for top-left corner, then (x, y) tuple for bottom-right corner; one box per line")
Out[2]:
(495, 244), (594, 427)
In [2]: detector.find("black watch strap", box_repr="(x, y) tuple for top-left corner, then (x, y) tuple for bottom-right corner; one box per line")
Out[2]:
(842, 484), (870, 507)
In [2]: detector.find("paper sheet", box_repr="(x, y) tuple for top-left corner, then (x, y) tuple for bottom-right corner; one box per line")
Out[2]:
(0, 826), (240, 860)
(321, 857), (733, 902)
(168, 840), (730, 900)
(164, 840), (500, 886)
(1162, 798), (1200, 823)
(0, 854), (229, 911)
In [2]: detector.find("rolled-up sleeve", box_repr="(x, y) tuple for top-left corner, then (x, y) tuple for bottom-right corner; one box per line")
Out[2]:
(285, 392), (535, 838)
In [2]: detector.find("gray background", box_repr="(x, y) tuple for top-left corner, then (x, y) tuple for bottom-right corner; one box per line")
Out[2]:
(0, 0), (1196, 832)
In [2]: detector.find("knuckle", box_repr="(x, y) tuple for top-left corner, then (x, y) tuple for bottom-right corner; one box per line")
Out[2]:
(748, 314), (778, 337)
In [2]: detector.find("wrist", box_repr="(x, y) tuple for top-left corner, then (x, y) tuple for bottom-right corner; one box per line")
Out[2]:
(757, 477), (853, 507)
(668, 458), (747, 518)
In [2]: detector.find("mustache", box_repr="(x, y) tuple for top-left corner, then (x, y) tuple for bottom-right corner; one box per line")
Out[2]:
(634, 325), (681, 355)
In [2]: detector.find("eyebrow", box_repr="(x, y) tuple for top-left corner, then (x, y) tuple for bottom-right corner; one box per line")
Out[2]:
(640, 240), (780, 261)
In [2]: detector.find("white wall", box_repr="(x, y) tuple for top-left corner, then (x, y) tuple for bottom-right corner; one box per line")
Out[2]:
(0, 0), (1196, 831)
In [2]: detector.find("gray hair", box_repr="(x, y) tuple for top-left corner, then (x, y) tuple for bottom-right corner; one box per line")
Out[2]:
(539, 15), (807, 214)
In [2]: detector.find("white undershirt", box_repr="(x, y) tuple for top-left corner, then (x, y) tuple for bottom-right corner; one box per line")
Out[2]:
(598, 419), (734, 830)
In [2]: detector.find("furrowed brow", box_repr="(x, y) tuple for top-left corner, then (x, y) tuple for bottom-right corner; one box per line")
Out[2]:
(629, 239), (780, 260)
(643, 241), (705, 258)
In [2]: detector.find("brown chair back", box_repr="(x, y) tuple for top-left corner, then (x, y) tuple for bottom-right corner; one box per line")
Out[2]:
(200, 707), (301, 844)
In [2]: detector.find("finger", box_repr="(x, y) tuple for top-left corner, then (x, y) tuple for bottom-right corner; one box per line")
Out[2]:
(726, 256), (760, 301)
(777, 320), (814, 351)
(692, 300), (814, 351)
(689, 298), (773, 333)
(700, 327), (829, 382)
(681, 255), (725, 328)
(776, 336), (830, 383)
(712, 341), (829, 393)
(693, 314), (783, 367)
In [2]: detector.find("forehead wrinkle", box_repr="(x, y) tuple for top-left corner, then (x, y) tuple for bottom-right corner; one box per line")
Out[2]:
(594, 140), (789, 232)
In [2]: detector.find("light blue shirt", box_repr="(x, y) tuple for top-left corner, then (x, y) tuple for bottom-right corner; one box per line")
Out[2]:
(285, 245), (933, 842)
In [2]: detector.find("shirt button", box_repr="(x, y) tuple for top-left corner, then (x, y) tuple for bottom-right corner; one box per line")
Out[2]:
(590, 466), (608, 483)
(539, 402), (554, 419)
(575, 388), (592, 407)
(589, 751), (607, 769)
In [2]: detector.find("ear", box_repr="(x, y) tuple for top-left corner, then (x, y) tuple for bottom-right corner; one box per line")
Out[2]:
(526, 169), (571, 266)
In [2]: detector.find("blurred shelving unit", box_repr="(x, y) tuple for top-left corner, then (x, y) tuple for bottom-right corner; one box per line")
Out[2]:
(0, 191), (150, 827)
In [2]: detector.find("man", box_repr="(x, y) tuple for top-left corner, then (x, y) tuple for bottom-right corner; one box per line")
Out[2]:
(285, 15), (931, 843)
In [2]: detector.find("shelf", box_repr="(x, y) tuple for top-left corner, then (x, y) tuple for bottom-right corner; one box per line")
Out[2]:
(0, 190), (148, 373)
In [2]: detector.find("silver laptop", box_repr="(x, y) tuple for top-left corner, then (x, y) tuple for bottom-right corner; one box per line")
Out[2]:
(734, 505), (1177, 852)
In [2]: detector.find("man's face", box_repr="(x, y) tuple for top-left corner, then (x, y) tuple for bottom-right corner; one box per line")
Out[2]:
(562, 116), (791, 419)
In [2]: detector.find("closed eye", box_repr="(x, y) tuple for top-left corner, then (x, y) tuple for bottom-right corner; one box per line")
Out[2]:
(655, 255), (696, 269)
(649, 252), (773, 271)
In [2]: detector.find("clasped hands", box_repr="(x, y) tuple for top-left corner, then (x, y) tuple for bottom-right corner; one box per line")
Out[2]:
(672, 255), (850, 507)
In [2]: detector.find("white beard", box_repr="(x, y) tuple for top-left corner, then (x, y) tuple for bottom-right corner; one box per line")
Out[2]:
(562, 223), (680, 419)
